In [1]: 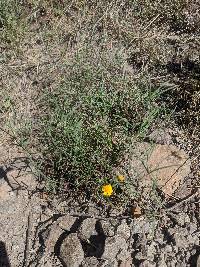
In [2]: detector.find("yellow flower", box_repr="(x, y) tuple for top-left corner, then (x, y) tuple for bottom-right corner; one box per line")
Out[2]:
(102, 184), (113, 197)
(117, 174), (125, 182)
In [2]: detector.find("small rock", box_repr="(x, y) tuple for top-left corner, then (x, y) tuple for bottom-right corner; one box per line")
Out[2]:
(173, 246), (178, 254)
(148, 128), (172, 144)
(81, 257), (99, 267)
(116, 220), (130, 240)
(173, 232), (188, 248)
(102, 235), (127, 261)
(188, 234), (199, 246)
(58, 215), (76, 231)
(60, 233), (84, 267)
(135, 252), (147, 261)
(184, 213), (190, 223)
(167, 227), (175, 236)
(100, 220), (117, 237)
(87, 206), (100, 216)
(176, 213), (187, 226)
(132, 218), (157, 234)
(191, 248), (197, 256)
(78, 218), (97, 240)
(188, 223), (197, 234)
(165, 245), (173, 253)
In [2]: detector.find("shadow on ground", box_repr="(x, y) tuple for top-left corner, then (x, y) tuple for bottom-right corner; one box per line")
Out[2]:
(0, 241), (11, 267)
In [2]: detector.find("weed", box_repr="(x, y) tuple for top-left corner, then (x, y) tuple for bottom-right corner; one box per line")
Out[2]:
(30, 51), (162, 198)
